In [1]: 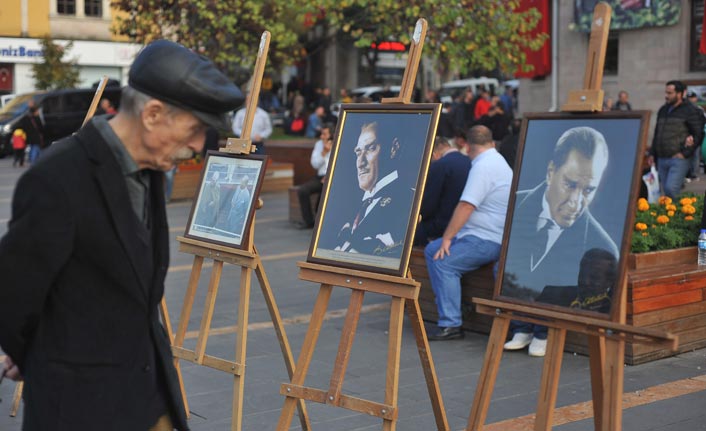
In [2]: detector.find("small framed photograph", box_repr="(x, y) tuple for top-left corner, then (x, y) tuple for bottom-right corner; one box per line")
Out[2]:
(184, 151), (267, 249)
(497, 111), (650, 320)
(308, 103), (441, 276)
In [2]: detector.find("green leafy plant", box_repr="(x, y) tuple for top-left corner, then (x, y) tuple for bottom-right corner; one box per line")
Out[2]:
(631, 194), (703, 253)
(31, 35), (81, 90)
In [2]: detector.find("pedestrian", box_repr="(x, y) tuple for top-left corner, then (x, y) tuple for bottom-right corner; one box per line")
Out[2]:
(11, 128), (26, 167)
(0, 39), (244, 431)
(232, 91), (272, 155)
(648, 80), (704, 198)
(21, 102), (45, 163)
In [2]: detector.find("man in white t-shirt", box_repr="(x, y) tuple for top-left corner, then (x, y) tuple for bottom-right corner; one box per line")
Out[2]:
(424, 125), (512, 341)
(232, 92), (272, 155)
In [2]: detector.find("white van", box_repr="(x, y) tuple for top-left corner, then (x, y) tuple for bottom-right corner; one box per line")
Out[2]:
(438, 77), (500, 103)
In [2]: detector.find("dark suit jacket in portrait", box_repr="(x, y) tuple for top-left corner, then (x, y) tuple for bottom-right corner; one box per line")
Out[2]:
(336, 171), (413, 257)
(0, 122), (188, 431)
(502, 182), (618, 302)
(414, 150), (471, 245)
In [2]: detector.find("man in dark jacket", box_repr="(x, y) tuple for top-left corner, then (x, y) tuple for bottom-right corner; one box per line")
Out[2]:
(0, 40), (243, 431)
(414, 136), (471, 246)
(648, 80), (705, 198)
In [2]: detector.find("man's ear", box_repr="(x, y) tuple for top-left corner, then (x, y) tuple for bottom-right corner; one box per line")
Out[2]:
(546, 161), (555, 184)
(141, 99), (167, 131)
(390, 137), (400, 159)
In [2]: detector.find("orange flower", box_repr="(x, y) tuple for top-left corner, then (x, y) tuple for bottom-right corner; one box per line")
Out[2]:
(635, 222), (648, 231)
(637, 198), (650, 211)
(668, 210), (675, 217)
(680, 197), (693, 206)
(692, 197), (699, 204)
(642, 232), (648, 236)
(666, 204), (677, 212)
(686, 216), (695, 221)
(659, 196), (672, 206)
(656, 215), (670, 224)
(650, 211), (657, 216)
(681, 205), (696, 215)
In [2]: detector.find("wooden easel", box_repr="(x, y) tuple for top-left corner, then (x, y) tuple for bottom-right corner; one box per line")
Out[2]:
(7, 75), (110, 418)
(276, 18), (449, 431)
(158, 32), (311, 431)
(466, 4), (678, 431)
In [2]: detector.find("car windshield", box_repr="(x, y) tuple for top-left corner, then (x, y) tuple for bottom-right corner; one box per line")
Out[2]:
(0, 94), (38, 116)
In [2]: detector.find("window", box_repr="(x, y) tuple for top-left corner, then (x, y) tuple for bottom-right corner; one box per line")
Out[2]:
(691, 0), (706, 71)
(603, 33), (618, 76)
(85, 0), (102, 17)
(57, 0), (76, 15)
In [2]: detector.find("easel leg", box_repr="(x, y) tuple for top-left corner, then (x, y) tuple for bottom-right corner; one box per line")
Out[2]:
(467, 316), (510, 431)
(382, 297), (405, 431)
(601, 337), (624, 431)
(254, 258), (311, 430)
(534, 328), (567, 431)
(194, 260), (224, 362)
(277, 284), (334, 430)
(10, 381), (23, 417)
(232, 266), (252, 431)
(405, 299), (450, 431)
(327, 290), (365, 404)
(172, 255), (205, 417)
(588, 334), (605, 431)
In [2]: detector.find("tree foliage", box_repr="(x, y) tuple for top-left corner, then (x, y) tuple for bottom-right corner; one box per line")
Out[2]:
(110, 0), (310, 81)
(32, 36), (81, 90)
(314, 0), (547, 76)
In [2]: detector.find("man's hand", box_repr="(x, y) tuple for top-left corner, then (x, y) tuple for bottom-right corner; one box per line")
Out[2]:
(254, 134), (263, 142)
(686, 135), (695, 147)
(433, 238), (452, 260)
(646, 155), (654, 166)
(3, 356), (21, 382)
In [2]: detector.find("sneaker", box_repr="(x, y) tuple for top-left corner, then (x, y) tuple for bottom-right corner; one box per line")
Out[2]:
(528, 337), (547, 357)
(503, 332), (532, 350)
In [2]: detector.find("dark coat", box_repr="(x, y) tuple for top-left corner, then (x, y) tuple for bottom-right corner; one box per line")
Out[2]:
(501, 183), (618, 301)
(0, 122), (188, 430)
(414, 151), (471, 245)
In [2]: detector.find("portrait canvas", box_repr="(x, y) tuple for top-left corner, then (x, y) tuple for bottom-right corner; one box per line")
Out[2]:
(308, 104), (441, 276)
(497, 111), (649, 319)
(184, 151), (267, 249)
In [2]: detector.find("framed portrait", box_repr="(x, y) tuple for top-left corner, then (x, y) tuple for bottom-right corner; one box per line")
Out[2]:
(184, 151), (267, 249)
(308, 103), (441, 276)
(496, 111), (650, 320)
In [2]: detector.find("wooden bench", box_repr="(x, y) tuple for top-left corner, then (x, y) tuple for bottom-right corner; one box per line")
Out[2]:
(410, 247), (496, 334)
(261, 161), (294, 193)
(266, 139), (317, 185)
(288, 185), (320, 226)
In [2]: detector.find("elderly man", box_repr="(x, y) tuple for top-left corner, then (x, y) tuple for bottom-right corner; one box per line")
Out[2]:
(425, 125), (513, 341)
(0, 40), (243, 430)
(335, 121), (411, 256)
(228, 175), (251, 236)
(502, 126), (618, 356)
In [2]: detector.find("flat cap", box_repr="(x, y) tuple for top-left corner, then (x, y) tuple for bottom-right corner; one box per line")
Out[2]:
(129, 40), (244, 131)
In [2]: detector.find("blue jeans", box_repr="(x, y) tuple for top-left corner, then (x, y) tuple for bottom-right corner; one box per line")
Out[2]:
(658, 157), (690, 199)
(510, 320), (548, 340)
(424, 235), (500, 328)
(29, 145), (41, 164)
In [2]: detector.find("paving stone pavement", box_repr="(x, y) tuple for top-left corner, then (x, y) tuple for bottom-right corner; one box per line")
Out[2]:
(1, 157), (706, 430)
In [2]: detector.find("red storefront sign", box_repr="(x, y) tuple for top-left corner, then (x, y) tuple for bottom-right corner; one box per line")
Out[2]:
(515, 0), (551, 78)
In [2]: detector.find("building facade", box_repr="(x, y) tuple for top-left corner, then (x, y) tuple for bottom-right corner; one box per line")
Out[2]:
(520, 0), (706, 121)
(0, 0), (140, 95)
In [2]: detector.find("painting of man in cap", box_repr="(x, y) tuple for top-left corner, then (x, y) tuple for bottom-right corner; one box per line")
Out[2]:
(0, 40), (244, 430)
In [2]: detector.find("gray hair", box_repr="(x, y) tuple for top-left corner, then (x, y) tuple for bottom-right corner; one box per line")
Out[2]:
(120, 86), (182, 118)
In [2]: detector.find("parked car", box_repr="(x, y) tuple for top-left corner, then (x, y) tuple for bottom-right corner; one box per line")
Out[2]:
(0, 87), (122, 157)
(330, 85), (403, 118)
(438, 77), (500, 103)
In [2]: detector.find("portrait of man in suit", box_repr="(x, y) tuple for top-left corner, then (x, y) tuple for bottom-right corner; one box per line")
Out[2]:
(502, 126), (619, 303)
(334, 121), (412, 257)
